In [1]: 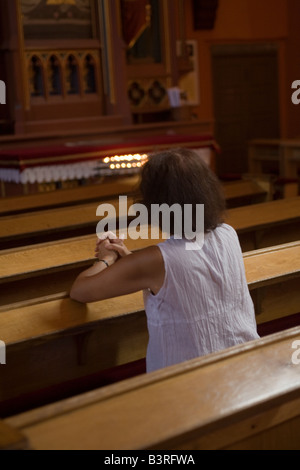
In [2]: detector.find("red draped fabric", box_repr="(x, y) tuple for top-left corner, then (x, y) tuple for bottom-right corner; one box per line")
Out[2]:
(120, 0), (151, 48)
(0, 134), (218, 170)
(0, 134), (218, 190)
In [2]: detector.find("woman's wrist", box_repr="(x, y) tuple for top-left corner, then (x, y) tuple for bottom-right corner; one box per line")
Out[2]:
(94, 254), (117, 266)
(95, 258), (111, 268)
(78, 256), (110, 279)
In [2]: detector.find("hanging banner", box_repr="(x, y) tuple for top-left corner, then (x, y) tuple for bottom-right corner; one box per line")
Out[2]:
(121, 0), (151, 49)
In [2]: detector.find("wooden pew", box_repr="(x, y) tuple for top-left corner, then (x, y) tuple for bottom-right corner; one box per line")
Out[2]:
(244, 242), (300, 337)
(226, 196), (300, 251)
(248, 137), (300, 182)
(0, 196), (135, 249)
(248, 138), (300, 199)
(0, 176), (140, 217)
(0, 195), (300, 251)
(0, 176), (268, 217)
(222, 178), (269, 207)
(0, 229), (300, 312)
(0, 241), (299, 417)
(2, 326), (300, 450)
(0, 231), (156, 308)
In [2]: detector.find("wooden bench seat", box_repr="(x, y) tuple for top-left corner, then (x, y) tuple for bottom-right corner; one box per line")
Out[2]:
(2, 326), (300, 450)
(0, 241), (299, 417)
(0, 195), (299, 251)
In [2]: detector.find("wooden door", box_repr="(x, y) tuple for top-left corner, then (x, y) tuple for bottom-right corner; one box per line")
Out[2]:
(212, 44), (280, 177)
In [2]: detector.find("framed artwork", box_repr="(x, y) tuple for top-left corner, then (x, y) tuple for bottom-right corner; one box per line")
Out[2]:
(20, 0), (96, 40)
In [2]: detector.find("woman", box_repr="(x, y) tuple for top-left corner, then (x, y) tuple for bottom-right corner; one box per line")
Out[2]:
(70, 148), (259, 372)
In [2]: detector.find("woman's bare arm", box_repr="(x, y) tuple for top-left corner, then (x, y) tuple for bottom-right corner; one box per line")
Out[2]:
(70, 243), (165, 303)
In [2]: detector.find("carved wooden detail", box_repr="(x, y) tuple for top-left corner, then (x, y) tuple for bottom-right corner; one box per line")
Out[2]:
(26, 49), (99, 102)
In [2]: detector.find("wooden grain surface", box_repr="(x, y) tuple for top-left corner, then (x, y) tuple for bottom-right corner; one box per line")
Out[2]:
(0, 195), (299, 243)
(226, 197), (300, 232)
(248, 138), (300, 180)
(0, 291), (144, 345)
(0, 197), (134, 239)
(0, 177), (265, 216)
(0, 242), (299, 423)
(0, 176), (140, 216)
(0, 227), (154, 282)
(4, 327), (300, 450)
(244, 241), (300, 288)
(0, 420), (28, 450)
(1, 235), (299, 292)
(222, 179), (267, 200)
(0, 242), (299, 345)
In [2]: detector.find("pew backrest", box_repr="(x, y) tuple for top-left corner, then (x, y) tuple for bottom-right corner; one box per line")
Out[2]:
(0, 175), (267, 217)
(0, 196), (300, 250)
(3, 326), (300, 450)
(0, 176), (140, 216)
(0, 241), (299, 417)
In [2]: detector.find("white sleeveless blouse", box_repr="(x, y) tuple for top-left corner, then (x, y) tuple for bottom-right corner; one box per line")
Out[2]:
(143, 223), (259, 372)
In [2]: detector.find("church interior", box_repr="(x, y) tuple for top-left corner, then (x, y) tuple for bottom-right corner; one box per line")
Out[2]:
(0, 0), (300, 451)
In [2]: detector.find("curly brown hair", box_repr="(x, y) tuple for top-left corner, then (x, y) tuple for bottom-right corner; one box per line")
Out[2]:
(139, 147), (226, 235)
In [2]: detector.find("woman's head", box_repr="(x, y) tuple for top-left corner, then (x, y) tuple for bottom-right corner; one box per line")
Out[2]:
(140, 147), (226, 235)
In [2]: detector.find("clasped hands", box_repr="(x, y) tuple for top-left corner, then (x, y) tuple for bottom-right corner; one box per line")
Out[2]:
(95, 231), (132, 267)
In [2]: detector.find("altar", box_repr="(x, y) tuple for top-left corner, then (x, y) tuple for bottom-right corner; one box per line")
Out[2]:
(0, 134), (219, 196)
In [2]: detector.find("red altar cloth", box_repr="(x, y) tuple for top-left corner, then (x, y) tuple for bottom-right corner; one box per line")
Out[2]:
(0, 134), (218, 187)
(0, 134), (217, 169)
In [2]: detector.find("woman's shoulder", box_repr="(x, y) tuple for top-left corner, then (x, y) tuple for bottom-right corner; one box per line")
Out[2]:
(211, 223), (243, 256)
(214, 223), (239, 239)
